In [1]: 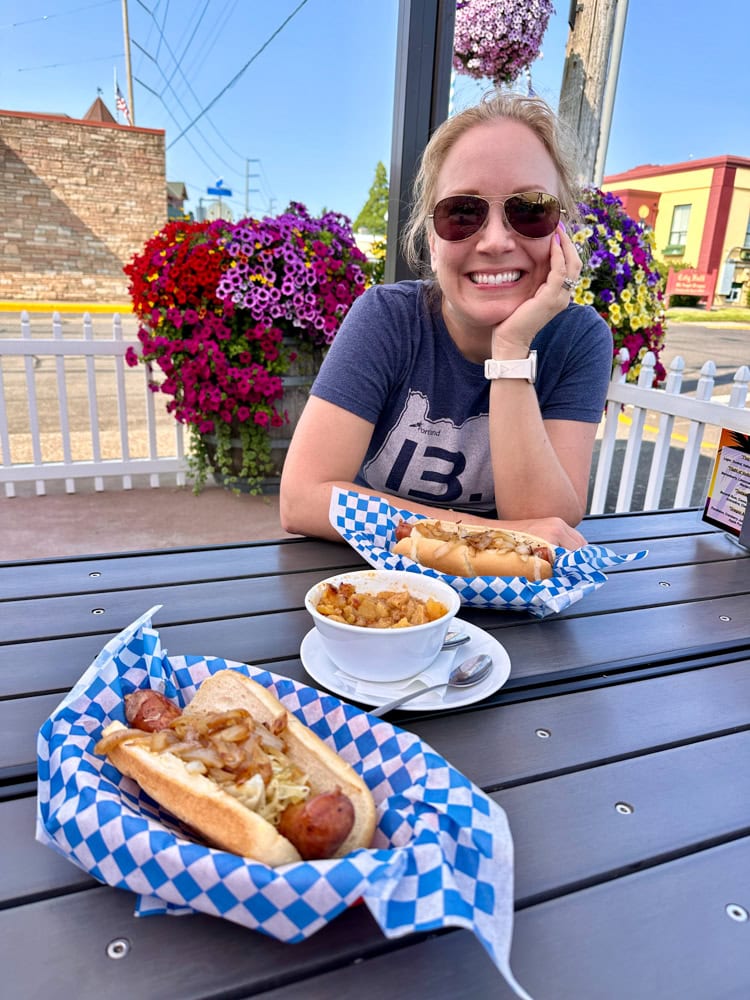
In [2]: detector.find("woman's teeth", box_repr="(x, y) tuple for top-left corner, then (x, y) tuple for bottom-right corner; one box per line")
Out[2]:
(469, 271), (521, 285)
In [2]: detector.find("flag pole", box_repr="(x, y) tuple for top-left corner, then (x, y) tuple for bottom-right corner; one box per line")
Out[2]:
(121, 0), (136, 125)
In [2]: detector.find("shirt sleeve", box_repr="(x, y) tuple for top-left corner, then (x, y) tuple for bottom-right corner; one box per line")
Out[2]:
(535, 306), (614, 423)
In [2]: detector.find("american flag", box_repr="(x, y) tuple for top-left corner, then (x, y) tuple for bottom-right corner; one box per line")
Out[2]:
(115, 84), (132, 126)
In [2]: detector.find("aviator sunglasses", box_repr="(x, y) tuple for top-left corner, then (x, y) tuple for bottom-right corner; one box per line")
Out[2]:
(429, 191), (564, 242)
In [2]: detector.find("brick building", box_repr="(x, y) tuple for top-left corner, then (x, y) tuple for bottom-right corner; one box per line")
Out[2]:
(0, 99), (166, 303)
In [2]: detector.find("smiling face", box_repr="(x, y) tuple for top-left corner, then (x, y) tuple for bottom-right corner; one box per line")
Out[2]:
(428, 118), (561, 354)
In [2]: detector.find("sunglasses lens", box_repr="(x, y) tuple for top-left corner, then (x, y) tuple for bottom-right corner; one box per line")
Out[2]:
(505, 193), (561, 238)
(432, 196), (489, 241)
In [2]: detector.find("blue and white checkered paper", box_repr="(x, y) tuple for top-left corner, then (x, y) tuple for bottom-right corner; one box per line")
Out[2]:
(36, 607), (531, 999)
(330, 488), (648, 618)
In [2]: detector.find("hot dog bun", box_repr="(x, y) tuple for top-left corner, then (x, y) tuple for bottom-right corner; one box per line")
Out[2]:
(96, 670), (376, 866)
(393, 519), (555, 580)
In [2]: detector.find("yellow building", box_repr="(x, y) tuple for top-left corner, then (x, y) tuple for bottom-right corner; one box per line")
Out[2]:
(602, 155), (750, 307)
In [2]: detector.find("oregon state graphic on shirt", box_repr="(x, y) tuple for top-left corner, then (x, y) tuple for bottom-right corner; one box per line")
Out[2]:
(362, 391), (494, 511)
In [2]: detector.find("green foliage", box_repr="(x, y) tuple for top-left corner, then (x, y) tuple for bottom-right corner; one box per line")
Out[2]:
(363, 238), (387, 286)
(666, 306), (750, 324)
(354, 162), (389, 235)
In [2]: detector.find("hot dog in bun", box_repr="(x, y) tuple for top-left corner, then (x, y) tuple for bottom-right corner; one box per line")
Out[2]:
(95, 670), (376, 866)
(393, 518), (555, 581)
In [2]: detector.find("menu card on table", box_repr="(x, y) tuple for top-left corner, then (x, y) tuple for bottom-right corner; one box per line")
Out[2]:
(702, 428), (750, 548)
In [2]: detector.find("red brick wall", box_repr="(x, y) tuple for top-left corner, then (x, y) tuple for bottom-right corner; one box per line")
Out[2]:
(0, 110), (166, 302)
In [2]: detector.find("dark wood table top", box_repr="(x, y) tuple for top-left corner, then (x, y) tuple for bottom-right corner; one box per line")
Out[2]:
(2, 508), (749, 999)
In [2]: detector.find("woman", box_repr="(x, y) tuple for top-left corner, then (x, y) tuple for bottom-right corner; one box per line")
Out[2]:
(280, 93), (613, 548)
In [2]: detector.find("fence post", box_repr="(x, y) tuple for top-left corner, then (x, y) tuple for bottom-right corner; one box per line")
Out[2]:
(674, 360), (716, 506)
(615, 352), (657, 512)
(589, 348), (629, 514)
(643, 355), (685, 509)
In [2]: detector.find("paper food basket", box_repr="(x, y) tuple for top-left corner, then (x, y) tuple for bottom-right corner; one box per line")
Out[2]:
(329, 488), (648, 617)
(36, 606), (533, 999)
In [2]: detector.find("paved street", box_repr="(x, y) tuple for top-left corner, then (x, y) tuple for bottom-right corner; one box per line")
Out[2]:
(658, 321), (749, 392)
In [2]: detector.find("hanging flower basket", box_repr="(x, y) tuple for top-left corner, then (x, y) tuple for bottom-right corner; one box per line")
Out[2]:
(124, 205), (368, 493)
(453, 0), (554, 88)
(571, 188), (668, 385)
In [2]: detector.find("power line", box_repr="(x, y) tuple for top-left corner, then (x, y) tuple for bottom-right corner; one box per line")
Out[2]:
(17, 53), (122, 72)
(0, 0), (117, 31)
(167, 0), (310, 150)
(130, 1), (277, 212)
(132, 0), (278, 202)
(159, 0), (210, 97)
(132, 3), (248, 176)
(130, 36), (240, 179)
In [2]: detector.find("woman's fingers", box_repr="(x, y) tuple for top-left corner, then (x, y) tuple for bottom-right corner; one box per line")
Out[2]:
(556, 226), (582, 287)
(505, 516), (587, 550)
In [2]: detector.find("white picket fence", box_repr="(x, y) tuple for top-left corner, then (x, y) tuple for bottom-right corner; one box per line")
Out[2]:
(1, 314), (749, 510)
(0, 312), (188, 497)
(589, 348), (750, 513)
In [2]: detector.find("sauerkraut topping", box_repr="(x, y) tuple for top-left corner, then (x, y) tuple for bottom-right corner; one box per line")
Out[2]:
(95, 707), (310, 826)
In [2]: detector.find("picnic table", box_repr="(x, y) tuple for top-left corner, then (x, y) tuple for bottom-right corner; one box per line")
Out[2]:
(1, 507), (749, 998)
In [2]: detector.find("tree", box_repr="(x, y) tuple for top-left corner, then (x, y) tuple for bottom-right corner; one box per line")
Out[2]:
(354, 162), (389, 235)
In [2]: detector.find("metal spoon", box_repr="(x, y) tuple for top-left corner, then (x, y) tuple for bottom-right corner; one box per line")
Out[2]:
(441, 630), (470, 650)
(369, 652), (493, 716)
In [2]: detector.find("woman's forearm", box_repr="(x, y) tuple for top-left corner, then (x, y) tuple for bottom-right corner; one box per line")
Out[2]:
(487, 379), (587, 525)
(280, 478), (519, 543)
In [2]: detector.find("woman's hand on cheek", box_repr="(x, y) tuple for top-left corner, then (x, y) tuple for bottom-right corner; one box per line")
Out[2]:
(491, 225), (582, 354)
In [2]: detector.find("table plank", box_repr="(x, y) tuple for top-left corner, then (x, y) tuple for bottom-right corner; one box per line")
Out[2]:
(408, 659), (750, 788)
(253, 837), (750, 1000)
(500, 729), (750, 905)
(2, 535), (747, 646)
(0, 796), (95, 904)
(579, 508), (716, 543)
(0, 538), (361, 601)
(0, 885), (395, 1000)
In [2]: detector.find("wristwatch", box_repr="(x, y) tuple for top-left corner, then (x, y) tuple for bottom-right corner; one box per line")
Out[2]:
(484, 351), (537, 383)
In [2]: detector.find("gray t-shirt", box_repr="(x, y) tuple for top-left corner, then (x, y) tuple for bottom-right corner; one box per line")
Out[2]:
(311, 280), (613, 514)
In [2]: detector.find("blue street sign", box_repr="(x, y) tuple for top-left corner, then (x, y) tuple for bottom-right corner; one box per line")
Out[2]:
(207, 186), (232, 197)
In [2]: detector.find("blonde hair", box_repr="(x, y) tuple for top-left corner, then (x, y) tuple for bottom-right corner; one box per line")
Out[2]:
(401, 91), (583, 276)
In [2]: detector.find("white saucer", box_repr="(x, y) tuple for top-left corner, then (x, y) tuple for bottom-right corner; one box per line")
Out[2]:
(300, 619), (511, 712)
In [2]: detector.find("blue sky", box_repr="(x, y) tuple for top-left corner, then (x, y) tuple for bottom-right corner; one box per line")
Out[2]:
(1, 1), (748, 224)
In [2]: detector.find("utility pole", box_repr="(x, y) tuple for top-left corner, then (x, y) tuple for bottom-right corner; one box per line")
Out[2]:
(592, 0), (628, 185)
(558, 0), (624, 184)
(245, 158), (261, 216)
(121, 0), (136, 125)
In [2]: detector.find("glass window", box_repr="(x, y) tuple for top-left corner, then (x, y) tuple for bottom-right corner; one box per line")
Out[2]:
(668, 205), (691, 246)
(743, 213), (750, 248)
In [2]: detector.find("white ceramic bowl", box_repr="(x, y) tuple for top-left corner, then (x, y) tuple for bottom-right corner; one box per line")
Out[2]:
(304, 569), (461, 682)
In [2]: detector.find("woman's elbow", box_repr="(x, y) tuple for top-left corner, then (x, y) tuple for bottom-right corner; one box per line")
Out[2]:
(279, 480), (304, 534)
